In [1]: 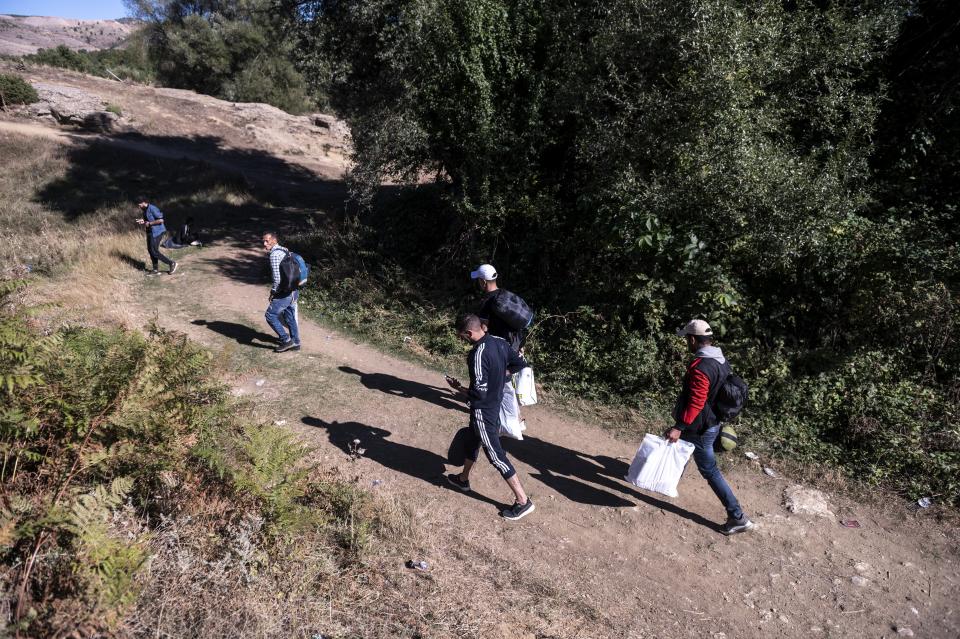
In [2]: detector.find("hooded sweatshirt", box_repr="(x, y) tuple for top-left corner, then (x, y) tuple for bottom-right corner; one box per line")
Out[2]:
(673, 346), (730, 432)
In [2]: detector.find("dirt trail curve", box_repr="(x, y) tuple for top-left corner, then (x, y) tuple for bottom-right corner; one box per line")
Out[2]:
(151, 242), (960, 639)
(3, 95), (958, 639)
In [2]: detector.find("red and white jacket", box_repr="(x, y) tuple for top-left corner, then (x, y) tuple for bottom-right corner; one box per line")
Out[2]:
(673, 346), (730, 433)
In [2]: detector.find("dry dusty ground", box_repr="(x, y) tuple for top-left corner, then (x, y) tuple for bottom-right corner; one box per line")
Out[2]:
(1, 69), (958, 639)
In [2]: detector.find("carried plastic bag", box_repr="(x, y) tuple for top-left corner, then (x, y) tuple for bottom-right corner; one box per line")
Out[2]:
(624, 434), (696, 498)
(499, 381), (525, 440)
(514, 367), (537, 406)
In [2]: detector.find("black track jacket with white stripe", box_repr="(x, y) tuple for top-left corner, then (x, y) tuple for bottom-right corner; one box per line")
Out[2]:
(465, 334), (527, 412)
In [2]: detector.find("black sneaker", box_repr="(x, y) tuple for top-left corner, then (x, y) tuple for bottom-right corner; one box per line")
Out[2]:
(445, 473), (471, 492)
(168, 262), (178, 275)
(275, 340), (297, 353)
(500, 499), (535, 521)
(720, 516), (755, 536)
(145, 269), (160, 276)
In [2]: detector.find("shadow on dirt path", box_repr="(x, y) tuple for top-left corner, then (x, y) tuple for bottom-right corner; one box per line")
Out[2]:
(302, 416), (507, 511)
(338, 365), (469, 414)
(9, 110), (959, 639)
(191, 319), (276, 349)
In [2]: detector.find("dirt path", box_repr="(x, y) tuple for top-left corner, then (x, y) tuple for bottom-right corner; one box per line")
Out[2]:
(128, 235), (959, 639)
(5, 95), (958, 638)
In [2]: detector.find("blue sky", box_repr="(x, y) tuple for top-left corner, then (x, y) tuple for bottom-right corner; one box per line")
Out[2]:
(0, 1), (130, 20)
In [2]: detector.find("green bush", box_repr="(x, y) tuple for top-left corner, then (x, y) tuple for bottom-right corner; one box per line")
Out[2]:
(0, 72), (38, 105)
(26, 41), (156, 84)
(0, 284), (361, 636)
(285, 0), (960, 505)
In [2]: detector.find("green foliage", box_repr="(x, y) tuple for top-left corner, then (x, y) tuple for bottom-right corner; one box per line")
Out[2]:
(129, 0), (315, 113)
(0, 279), (396, 635)
(0, 72), (38, 105)
(25, 40), (156, 84)
(105, 103), (122, 116)
(289, 0), (960, 503)
(61, 477), (147, 614)
(223, 424), (320, 531)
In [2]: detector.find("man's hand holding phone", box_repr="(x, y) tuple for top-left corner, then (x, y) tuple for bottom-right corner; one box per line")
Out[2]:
(445, 375), (469, 401)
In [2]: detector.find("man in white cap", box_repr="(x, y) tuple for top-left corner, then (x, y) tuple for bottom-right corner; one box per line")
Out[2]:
(470, 263), (533, 353)
(470, 263), (535, 429)
(668, 319), (753, 535)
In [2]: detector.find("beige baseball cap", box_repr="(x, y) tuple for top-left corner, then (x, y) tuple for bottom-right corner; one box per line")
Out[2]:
(677, 319), (713, 337)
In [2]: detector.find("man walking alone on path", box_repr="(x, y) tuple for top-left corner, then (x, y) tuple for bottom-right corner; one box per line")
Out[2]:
(669, 319), (754, 535)
(445, 314), (535, 521)
(136, 197), (177, 275)
(262, 231), (300, 353)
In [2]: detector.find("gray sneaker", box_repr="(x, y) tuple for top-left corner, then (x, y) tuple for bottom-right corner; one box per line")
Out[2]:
(275, 340), (297, 353)
(500, 499), (535, 521)
(720, 516), (754, 535)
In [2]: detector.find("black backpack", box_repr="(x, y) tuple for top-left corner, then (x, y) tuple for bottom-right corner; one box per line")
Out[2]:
(713, 371), (748, 421)
(492, 290), (534, 332)
(277, 249), (301, 295)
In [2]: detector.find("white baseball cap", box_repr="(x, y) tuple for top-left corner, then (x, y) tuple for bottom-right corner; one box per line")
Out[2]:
(677, 319), (713, 337)
(470, 264), (497, 280)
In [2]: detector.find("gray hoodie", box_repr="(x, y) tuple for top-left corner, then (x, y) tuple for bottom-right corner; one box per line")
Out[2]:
(696, 345), (726, 364)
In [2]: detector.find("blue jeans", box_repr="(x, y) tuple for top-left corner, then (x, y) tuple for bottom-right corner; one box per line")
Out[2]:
(265, 291), (300, 344)
(682, 425), (743, 520)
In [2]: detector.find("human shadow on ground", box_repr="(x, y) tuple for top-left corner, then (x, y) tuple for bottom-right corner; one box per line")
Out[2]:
(503, 436), (719, 530)
(191, 319), (276, 349)
(110, 249), (145, 271)
(338, 366), (469, 414)
(197, 247), (270, 286)
(302, 417), (505, 510)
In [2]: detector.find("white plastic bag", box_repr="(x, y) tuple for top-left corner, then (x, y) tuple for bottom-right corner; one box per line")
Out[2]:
(624, 434), (695, 498)
(514, 367), (537, 406)
(499, 380), (525, 440)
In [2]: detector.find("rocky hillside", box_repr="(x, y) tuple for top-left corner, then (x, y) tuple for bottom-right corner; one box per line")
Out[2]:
(0, 15), (137, 56)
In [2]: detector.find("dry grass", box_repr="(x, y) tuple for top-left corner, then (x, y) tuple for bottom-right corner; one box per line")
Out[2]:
(0, 130), (617, 639)
(0, 132), (146, 325)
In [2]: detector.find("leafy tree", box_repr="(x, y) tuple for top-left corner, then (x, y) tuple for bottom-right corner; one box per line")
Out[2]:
(289, 0), (960, 500)
(126, 0), (315, 112)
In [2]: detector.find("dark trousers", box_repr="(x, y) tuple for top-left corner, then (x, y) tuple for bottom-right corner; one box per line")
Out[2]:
(681, 425), (744, 520)
(463, 409), (516, 480)
(146, 233), (174, 270)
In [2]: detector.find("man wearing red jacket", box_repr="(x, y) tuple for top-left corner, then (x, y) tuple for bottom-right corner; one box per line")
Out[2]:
(667, 319), (754, 535)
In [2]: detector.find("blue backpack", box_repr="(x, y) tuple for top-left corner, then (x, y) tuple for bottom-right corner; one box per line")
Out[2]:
(278, 249), (310, 293)
(291, 252), (309, 285)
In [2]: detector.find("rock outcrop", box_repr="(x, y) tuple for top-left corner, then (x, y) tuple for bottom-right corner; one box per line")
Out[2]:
(28, 82), (118, 131)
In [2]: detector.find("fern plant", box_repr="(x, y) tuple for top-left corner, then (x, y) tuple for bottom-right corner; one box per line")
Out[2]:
(62, 478), (146, 616)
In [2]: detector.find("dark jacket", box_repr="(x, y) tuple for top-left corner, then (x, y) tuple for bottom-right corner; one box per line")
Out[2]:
(673, 346), (730, 433)
(466, 334), (527, 411)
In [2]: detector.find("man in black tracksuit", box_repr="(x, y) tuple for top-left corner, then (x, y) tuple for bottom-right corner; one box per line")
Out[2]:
(445, 314), (535, 521)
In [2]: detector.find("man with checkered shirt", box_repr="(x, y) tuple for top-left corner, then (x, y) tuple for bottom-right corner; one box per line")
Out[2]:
(262, 231), (301, 353)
